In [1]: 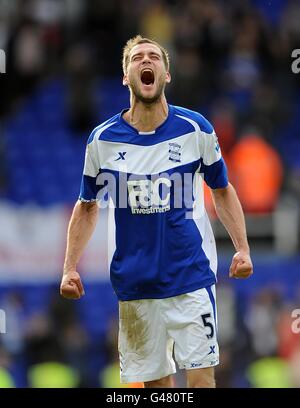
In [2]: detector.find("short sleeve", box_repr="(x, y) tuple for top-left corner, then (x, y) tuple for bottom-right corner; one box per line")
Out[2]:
(200, 129), (228, 189)
(79, 134), (102, 202)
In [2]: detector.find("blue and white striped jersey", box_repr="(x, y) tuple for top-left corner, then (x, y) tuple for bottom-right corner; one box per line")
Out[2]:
(79, 104), (228, 300)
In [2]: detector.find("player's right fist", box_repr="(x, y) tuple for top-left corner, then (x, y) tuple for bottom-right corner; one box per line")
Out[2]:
(60, 271), (85, 300)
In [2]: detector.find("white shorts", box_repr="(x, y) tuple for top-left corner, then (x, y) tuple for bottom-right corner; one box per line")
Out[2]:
(118, 286), (219, 384)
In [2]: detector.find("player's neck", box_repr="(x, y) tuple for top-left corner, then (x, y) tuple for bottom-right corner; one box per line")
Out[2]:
(124, 96), (169, 133)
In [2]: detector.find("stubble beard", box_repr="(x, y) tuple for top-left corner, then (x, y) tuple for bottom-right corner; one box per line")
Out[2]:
(129, 76), (166, 105)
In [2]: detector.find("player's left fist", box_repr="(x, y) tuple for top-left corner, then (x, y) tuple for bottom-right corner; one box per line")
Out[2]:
(229, 251), (253, 279)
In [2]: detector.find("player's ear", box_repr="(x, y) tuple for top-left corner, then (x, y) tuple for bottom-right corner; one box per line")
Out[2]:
(123, 74), (128, 86)
(166, 72), (171, 84)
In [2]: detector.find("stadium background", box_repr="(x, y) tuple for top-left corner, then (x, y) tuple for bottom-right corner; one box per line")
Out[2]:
(0, 0), (300, 388)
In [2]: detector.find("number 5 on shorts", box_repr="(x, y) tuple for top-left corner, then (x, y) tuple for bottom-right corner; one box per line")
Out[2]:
(201, 313), (214, 339)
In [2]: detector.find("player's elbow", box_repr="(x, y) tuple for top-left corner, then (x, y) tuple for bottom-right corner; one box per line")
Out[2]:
(75, 200), (99, 217)
(211, 182), (233, 200)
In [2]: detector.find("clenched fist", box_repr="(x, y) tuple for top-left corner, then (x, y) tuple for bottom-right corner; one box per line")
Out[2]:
(60, 271), (85, 299)
(229, 251), (253, 279)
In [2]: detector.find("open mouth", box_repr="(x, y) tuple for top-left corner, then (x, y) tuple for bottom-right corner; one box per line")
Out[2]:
(141, 69), (155, 85)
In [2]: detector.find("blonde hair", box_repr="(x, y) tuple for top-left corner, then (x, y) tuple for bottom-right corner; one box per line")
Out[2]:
(122, 35), (170, 74)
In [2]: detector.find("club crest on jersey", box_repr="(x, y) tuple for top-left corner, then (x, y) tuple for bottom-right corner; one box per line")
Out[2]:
(168, 142), (181, 163)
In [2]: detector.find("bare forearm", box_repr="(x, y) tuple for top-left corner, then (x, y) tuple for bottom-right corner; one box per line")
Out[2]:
(212, 183), (249, 253)
(63, 200), (99, 273)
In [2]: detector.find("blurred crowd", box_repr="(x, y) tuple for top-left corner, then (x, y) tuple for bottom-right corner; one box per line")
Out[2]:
(1, 0), (300, 208)
(0, 0), (300, 388)
(1, 282), (300, 388)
